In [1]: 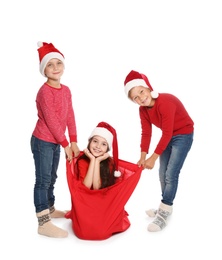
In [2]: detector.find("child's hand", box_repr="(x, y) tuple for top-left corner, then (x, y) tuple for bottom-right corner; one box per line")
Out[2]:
(137, 152), (147, 168)
(144, 157), (156, 170)
(64, 146), (73, 162)
(71, 142), (80, 157)
(144, 153), (159, 170)
(83, 148), (95, 160)
(137, 158), (145, 168)
(96, 152), (110, 162)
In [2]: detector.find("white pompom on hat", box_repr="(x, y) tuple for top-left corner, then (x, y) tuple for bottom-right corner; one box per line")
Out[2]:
(124, 70), (159, 99)
(37, 41), (65, 77)
(89, 122), (121, 177)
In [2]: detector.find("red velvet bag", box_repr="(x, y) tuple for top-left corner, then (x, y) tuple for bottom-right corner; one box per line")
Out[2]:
(65, 154), (142, 240)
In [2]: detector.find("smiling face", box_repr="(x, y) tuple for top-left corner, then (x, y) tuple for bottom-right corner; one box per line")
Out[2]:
(129, 86), (155, 107)
(89, 136), (109, 157)
(44, 58), (64, 79)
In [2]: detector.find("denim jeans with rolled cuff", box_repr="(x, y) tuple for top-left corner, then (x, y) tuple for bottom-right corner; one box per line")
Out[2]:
(159, 133), (194, 206)
(31, 135), (61, 213)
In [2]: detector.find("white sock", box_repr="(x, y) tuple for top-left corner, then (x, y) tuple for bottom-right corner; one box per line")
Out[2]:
(145, 209), (157, 217)
(147, 202), (172, 232)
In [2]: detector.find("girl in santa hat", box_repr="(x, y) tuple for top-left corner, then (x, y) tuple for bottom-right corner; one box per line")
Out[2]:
(65, 121), (142, 240)
(76, 121), (120, 190)
(124, 70), (194, 232)
(31, 42), (80, 238)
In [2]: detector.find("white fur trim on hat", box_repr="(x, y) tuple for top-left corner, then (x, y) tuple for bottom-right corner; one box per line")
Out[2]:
(125, 79), (148, 96)
(40, 52), (65, 77)
(89, 127), (113, 149)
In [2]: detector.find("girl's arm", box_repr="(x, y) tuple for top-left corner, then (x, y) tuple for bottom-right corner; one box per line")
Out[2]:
(82, 149), (110, 190)
(82, 149), (96, 189)
(92, 159), (102, 189)
(92, 153), (110, 189)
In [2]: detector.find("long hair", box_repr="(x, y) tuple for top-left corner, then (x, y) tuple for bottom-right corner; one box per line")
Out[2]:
(76, 138), (116, 189)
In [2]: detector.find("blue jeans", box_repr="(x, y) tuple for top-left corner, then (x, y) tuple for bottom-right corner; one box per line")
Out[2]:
(159, 133), (194, 206)
(31, 136), (61, 213)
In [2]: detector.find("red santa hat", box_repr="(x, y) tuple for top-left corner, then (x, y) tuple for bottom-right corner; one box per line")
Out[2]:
(89, 122), (121, 177)
(37, 41), (65, 77)
(124, 70), (159, 99)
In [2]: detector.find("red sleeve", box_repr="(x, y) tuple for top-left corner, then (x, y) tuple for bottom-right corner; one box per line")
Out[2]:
(139, 107), (152, 153)
(65, 86), (78, 143)
(76, 159), (89, 182)
(154, 102), (175, 155)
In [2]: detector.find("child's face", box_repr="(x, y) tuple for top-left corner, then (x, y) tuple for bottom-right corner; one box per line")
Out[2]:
(44, 58), (64, 78)
(89, 136), (109, 157)
(129, 86), (154, 107)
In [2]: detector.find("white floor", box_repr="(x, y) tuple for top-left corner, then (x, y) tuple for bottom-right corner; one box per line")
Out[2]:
(1, 1), (222, 259)
(2, 145), (221, 259)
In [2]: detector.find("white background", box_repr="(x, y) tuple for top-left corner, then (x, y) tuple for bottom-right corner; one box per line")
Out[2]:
(1, 0), (221, 259)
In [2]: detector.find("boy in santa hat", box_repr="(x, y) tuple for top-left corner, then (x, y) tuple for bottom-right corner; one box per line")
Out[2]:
(30, 41), (80, 238)
(124, 70), (194, 232)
